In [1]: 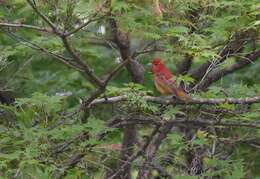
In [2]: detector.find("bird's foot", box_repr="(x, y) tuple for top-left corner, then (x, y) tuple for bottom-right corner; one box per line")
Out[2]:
(171, 95), (178, 101)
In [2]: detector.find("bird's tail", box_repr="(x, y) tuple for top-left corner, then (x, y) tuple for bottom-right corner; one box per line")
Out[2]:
(175, 88), (192, 102)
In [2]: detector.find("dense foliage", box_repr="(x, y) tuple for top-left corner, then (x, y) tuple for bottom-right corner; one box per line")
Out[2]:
(0, 0), (259, 178)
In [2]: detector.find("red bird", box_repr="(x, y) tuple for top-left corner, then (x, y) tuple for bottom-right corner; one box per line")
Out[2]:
(151, 58), (191, 101)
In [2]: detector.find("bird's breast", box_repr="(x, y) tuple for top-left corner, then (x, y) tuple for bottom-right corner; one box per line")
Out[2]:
(154, 76), (172, 95)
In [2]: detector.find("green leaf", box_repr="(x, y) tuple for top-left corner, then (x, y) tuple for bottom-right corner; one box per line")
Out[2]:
(218, 102), (235, 110)
(167, 133), (183, 146)
(175, 175), (198, 179)
(143, 32), (161, 40)
(166, 26), (189, 37)
(111, 0), (130, 12)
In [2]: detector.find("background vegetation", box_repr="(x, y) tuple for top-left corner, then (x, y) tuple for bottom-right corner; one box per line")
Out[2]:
(0, 0), (259, 178)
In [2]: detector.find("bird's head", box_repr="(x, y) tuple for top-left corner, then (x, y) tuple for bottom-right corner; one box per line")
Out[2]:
(151, 58), (165, 73)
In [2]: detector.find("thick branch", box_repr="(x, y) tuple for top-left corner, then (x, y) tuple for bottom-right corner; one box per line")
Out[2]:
(109, 18), (144, 83)
(176, 55), (193, 75)
(108, 16), (145, 179)
(90, 95), (260, 106)
(197, 50), (260, 90)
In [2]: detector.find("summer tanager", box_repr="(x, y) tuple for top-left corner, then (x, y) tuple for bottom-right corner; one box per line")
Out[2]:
(151, 58), (191, 101)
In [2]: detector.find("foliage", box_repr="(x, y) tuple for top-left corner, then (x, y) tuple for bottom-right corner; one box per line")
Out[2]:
(0, 0), (259, 178)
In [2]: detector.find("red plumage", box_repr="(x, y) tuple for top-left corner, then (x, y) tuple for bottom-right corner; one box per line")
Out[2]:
(151, 58), (191, 101)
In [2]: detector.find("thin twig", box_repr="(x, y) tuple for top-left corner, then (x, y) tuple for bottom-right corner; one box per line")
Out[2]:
(65, 0), (109, 36)
(103, 57), (132, 85)
(0, 22), (52, 33)
(26, 0), (60, 34)
(5, 30), (83, 71)
(61, 36), (104, 87)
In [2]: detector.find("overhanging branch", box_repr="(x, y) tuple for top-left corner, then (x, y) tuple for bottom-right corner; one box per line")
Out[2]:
(190, 31), (252, 82)
(197, 50), (260, 90)
(5, 30), (83, 71)
(64, 0), (109, 37)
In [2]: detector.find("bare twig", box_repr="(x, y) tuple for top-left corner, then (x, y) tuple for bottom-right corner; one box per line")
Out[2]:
(132, 47), (164, 58)
(103, 57), (132, 85)
(26, 0), (104, 87)
(197, 50), (260, 90)
(0, 22), (52, 33)
(190, 31), (252, 82)
(132, 40), (164, 58)
(26, 0), (60, 34)
(80, 57), (132, 112)
(65, 0), (109, 36)
(65, 16), (106, 37)
(5, 30), (83, 71)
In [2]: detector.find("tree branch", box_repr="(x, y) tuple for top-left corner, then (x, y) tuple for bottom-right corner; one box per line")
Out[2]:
(24, 0), (132, 122)
(137, 122), (175, 178)
(60, 36), (104, 87)
(132, 46), (164, 58)
(105, 115), (260, 129)
(103, 57), (132, 85)
(90, 95), (260, 106)
(176, 54), (193, 75)
(108, 125), (160, 179)
(0, 22), (52, 33)
(108, 16), (145, 179)
(5, 30), (83, 71)
(109, 17), (145, 83)
(26, 0), (105, 87)
(197, 50), (260, 90)
(190, 31), (252, 82)
(26, 0), (60, 34)
(109, 115), (260, 178)
(64, 0), (109, 37)
(79, 58), (132, 122)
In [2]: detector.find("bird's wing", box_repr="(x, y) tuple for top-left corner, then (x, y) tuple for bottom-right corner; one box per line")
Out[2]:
(154, 73), (178, 94)
(154, 73), (191, 101)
